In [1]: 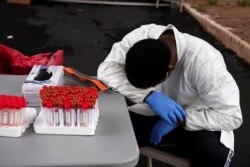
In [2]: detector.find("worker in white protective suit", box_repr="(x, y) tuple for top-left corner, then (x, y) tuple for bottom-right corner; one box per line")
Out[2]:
(97, 24), (243, 167)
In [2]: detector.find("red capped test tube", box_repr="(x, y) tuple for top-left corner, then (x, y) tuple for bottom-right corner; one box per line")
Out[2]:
(80, 102), (89, 127)
(0, 101), (3, 127)
(58, 101), (64, 127)
(71, 100), (77, 127)
(64, 101), (71, 127)
(46, 101), (54, 126)
(2, 97), (10, 126)
(8, 98), (15, 126)
(13, 99), (21, 127)
(53, 101), (60, 126)
(76, 101), (81, 127)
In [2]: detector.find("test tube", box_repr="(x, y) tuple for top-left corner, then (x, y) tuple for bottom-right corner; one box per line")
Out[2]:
(58, 101), (64, 127)
(8, 100), (14, 126)
(46, 101), (54, 126)
(64, 101), (71, 127)
(76, 101), (81, 127)
(80, 102), (88, 127)
(0, 101), (3, 127)
(71, 101), (77, 127)
(53, 101), (60, 126)
(13, 101), (21, 127)
(2, 99), (10, 126)
(88, 101), (95, 126)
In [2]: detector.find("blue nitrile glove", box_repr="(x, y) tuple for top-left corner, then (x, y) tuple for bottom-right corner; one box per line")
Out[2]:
(150, 119), (177, 145)
(145, 91), (186, 124)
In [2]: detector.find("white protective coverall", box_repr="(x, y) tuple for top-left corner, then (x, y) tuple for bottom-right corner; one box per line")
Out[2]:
(97, 24), (243, 151)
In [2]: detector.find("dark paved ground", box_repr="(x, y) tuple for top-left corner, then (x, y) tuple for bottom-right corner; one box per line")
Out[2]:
(0, 1), (250, 166)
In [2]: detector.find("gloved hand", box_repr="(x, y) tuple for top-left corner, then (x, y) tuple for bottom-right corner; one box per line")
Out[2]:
(150, 119), (177, 145)
(145, 91), (186, 124)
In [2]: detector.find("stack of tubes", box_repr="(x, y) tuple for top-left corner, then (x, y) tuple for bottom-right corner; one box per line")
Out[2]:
(40, 86), (99, 127)
(0, 95), (26, 127)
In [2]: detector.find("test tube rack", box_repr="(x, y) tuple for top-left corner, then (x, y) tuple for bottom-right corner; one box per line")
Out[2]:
(0, 95), (37, 137)
(33, 86), (99, 135)
(0, 108), (37, 137)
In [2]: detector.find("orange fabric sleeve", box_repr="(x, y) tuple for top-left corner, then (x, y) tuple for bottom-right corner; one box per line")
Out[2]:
(64, 66), (108, 91)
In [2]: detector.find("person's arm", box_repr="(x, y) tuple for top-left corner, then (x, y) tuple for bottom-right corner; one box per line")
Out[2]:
(150, 119), (177, 145)
(185, 51), (243, 131)
(145, 91), (186, 124)
(97, 24), (167, 103)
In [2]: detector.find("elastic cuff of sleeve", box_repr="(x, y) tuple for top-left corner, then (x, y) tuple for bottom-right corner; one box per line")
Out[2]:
(143, 91), (154, 103)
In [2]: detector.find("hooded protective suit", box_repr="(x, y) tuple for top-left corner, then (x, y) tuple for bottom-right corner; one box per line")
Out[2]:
(97, 24), (243, 151)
